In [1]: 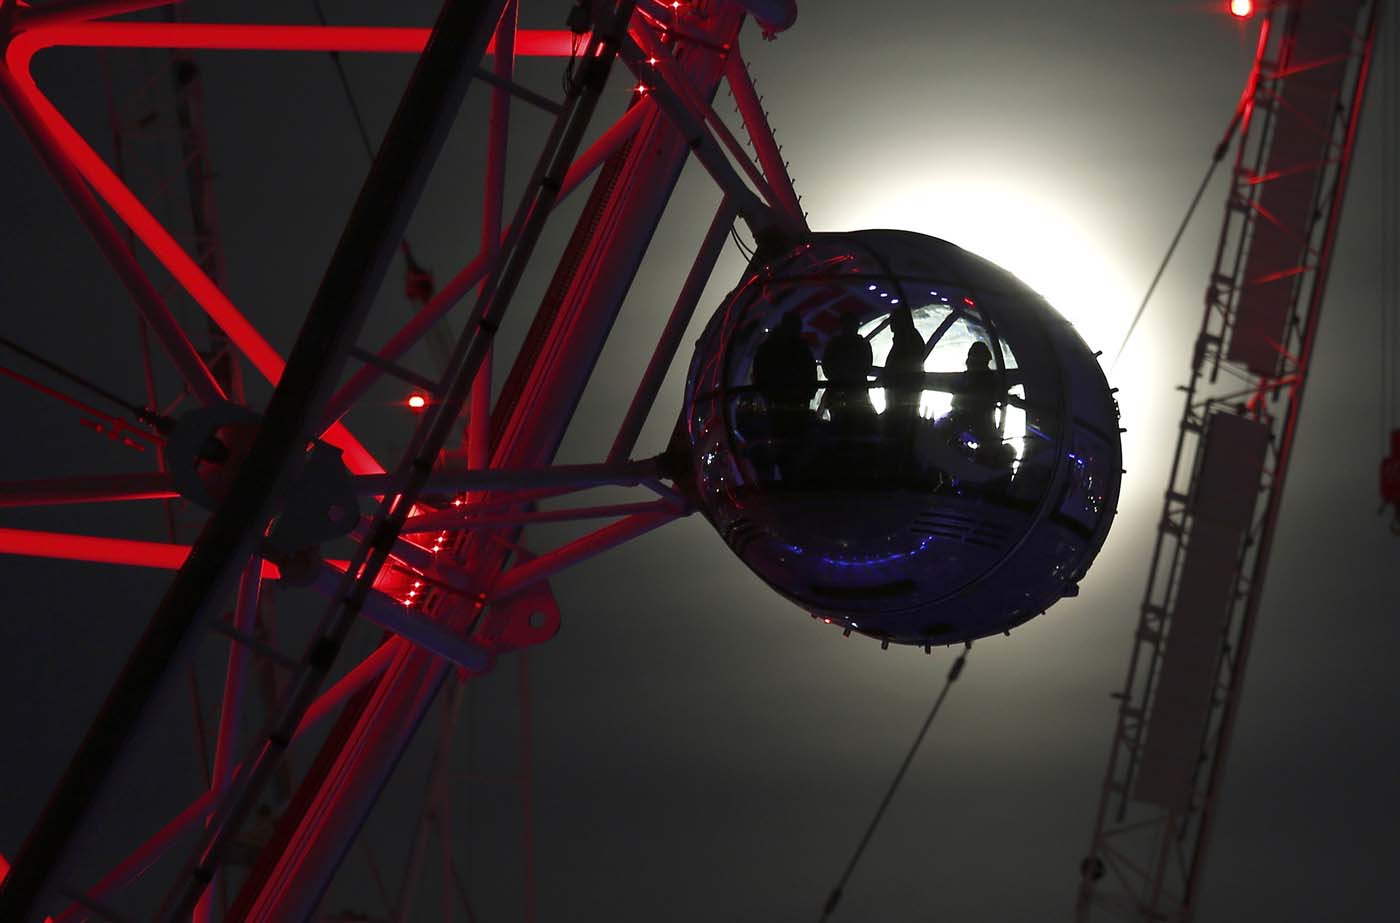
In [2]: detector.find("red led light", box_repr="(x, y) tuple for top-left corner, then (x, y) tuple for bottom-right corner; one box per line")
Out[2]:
(1230, 0), (1254, 18)
(407, 393), (427, 409)
(0, 527), (350, 579)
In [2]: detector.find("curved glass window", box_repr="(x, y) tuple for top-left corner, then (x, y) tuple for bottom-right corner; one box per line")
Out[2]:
(710, 272), (1046, 500)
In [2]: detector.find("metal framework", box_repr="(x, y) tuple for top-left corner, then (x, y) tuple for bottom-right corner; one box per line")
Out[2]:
(0, 1), (805, 919)
(1076, 2), (1381, 920)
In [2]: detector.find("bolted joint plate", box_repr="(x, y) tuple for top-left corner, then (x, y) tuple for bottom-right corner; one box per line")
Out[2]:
(476, 549), (562, 654)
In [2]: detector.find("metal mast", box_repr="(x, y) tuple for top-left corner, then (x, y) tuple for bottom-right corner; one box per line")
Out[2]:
(1077, 2), (1381, 920)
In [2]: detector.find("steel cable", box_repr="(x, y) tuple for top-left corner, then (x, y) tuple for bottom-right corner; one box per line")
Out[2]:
(312, 0), (378, 162)
(0, 332), (171, 431)
(817, 643), (971, 921)
(312, 1), (431, 283)
(312, 0), (470, 376)
(1108, 100), (1251, 374)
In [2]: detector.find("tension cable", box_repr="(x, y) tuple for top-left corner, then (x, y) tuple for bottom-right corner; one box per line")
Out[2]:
(0, 332), (171, 432)
(311, 0), (377, 162)
(311, 1), (434, 297)
(730, 224), (755, 261)
(1108, 96), (1253, 373)
(818, 642), (972, 921)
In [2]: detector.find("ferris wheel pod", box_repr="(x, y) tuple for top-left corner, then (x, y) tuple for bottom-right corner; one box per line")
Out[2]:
(680, 230), (1122, 646)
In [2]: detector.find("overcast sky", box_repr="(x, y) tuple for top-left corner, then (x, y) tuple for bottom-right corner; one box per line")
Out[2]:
(1, 1), (1397, 921)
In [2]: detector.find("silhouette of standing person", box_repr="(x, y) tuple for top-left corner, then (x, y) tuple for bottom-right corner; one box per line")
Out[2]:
(950, 341), (1000, 446)
(947, 340), (1013, 469)
(753, 310), (818, 481)
(882, 305), (926, 472)
(822, 312), (876, 437)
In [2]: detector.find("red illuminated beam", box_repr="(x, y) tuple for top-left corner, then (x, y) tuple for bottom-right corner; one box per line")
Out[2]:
(0, 528), (287, 580)
(0, 472), (177, 508)
(16, 1), (178, 28)
(0, 528), (358, 580)
(7, 21), (577, 56)
(401, 498), (677, 533)
(490, 508), (679, 601)
(0, 527), (196, 570)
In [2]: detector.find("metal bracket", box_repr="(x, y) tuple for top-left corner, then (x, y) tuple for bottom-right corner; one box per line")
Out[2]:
(476, 549), (562, 654)
(169, 402), (361, 558)
(166, 401), (261, 509)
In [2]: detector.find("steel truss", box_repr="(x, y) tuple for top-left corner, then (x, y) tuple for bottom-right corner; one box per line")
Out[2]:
(0, 0), (804, 919)
(1076, 2), (1381, 920)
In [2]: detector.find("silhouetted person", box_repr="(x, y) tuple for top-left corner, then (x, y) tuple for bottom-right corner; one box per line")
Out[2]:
(821, 312), (876, 436)
(950, 341), (999, 445)
(947, 340), (1013, 469)
(753, 311), (817, 481)
(882, 305), (926, 465)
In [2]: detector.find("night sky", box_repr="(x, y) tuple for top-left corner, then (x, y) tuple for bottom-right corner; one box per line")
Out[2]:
(1, 1), (1398, 921)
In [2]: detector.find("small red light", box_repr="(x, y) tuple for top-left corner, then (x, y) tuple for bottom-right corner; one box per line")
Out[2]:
(1229, 0), (1254, 18)
(407, 393), (427, 409)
